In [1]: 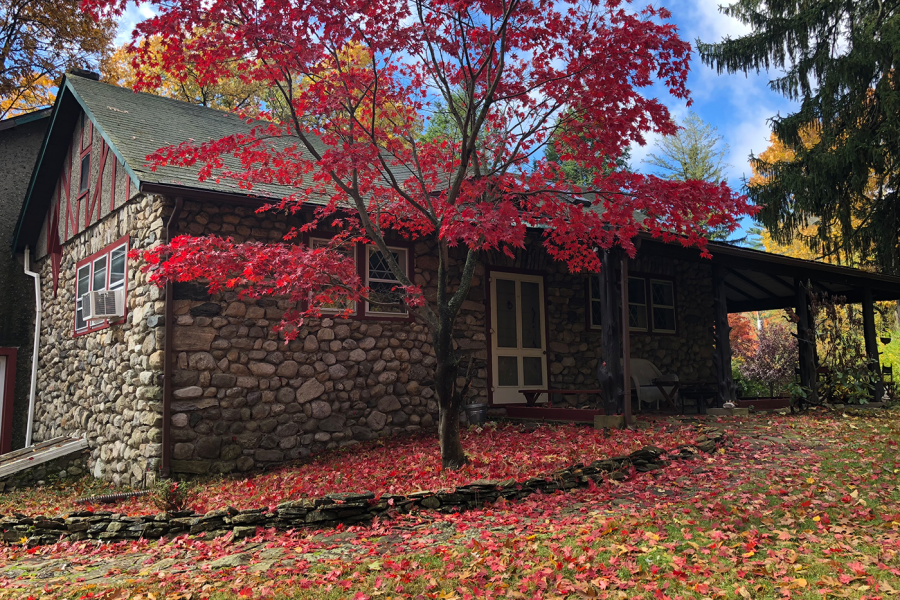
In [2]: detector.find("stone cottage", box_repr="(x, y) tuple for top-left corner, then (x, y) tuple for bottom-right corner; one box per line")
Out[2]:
(10, 72), (900, 484)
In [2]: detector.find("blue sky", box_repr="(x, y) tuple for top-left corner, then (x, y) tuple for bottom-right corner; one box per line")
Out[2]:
(116, 0), (794, 236)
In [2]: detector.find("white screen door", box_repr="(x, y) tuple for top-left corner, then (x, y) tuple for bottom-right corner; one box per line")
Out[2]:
(490, 273), (548, 404)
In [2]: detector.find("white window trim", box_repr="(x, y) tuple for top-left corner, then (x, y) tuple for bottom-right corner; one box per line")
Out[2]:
(589, 274), (602, 330)
(649, 278), (677, 334)
(365, 245), (408, 316)
(75, 241), (128, 333)
(628, 276), (648, 332)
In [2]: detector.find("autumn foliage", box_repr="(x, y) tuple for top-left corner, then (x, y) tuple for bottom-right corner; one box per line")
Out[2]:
(90, 0), (756, 466)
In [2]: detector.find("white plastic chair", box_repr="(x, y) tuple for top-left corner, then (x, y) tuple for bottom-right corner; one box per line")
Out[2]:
(630, 358), (678, 412)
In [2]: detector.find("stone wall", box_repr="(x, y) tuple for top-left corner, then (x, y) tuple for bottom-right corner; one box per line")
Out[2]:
(168, 202), (454, 476)
(167, 203), (718, 475)
(32, 194), (169, 486)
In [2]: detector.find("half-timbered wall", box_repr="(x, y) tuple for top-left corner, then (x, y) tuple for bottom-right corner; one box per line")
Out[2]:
(36, 110), (133, 261)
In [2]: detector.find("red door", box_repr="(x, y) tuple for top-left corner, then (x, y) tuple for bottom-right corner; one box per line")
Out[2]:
(0, 348), (16, 454)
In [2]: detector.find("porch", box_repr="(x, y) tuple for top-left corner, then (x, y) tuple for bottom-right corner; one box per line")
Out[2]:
(482, 236), (900, 424)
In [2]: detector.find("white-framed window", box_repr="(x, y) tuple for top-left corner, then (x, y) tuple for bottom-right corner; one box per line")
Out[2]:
(75, 239), (128, 334)
(589, 274), (602, 329)
(365, 245), (408, 316)
(650, 279), (676, 333)
(627, 276), (648, 331)
(309, 237), (356, 313)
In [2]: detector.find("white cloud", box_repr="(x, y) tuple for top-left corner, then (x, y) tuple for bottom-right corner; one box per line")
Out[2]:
(115, 3), (156, 46)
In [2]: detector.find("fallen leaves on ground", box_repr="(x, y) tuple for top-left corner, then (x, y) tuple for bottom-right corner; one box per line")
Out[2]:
(0, 420), (695, 516)
(2, 411), (900, 600)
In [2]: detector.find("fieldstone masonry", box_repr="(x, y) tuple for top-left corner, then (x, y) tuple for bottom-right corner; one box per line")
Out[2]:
(27, 192), (717, 485)
(32, 194), (169, 486)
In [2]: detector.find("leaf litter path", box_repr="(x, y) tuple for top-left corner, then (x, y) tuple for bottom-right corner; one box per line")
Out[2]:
(2, 412), (900, 600)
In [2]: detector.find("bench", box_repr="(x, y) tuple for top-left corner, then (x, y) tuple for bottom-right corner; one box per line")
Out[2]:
(518, 389), (603, 407)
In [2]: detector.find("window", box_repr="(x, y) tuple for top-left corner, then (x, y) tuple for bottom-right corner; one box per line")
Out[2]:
(79, 154), (90, 193)
(75, 238), (128, 334)
(587, 273), (676, 334)
(365, 245), (408, 315)
(650, 279), (676, 333)
(589, 274), (602, 329)
(309, 237), (356, 313)
(628, 277), (648, 331)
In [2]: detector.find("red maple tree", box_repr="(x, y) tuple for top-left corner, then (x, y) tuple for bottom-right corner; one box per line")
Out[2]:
(90, 0), (756, 468)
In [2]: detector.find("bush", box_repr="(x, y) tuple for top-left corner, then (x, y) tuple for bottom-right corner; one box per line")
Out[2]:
(151, 478), (196, 512)
(734, 316), (798, 397)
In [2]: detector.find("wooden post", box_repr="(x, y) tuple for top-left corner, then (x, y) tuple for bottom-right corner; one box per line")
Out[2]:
(862, 286), (884, 401)
(712, 264), (736, 405)
(621, 253), (633, 427)
(597, 248), (625, 417)
(795, 280), (818, 405)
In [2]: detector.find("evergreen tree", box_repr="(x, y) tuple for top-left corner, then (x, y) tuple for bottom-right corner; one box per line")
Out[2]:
(644, 112), (729, 183)
(698, 0), (900, 274)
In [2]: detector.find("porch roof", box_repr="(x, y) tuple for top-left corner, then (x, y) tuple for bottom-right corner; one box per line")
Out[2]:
(638, 237), (900, 313)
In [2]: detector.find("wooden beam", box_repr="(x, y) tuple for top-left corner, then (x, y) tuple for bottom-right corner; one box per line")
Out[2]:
(727, 268), (782, 300)
(795, 281), (818, 406)
(862, 287), (884, 401)
(724, 281), (754, 300)
(713, 264), (737, 405)
(597, 248), (625, 418)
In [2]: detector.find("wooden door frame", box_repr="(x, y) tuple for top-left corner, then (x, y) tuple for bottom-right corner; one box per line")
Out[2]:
(484, 266), (551, 405)
(0, 348), (17, 454)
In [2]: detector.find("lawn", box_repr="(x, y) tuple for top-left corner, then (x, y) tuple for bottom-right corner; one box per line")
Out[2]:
(1, 411), (899, 600)
(0, 420), (696, 516)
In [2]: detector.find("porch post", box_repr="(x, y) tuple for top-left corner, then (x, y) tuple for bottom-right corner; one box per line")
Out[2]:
(795, 280), (818, 404)
(597, 248), (625, 417)
(862, 286), (884, 401)
(712, 264), (736, 405)
(621, 253), (633, 427)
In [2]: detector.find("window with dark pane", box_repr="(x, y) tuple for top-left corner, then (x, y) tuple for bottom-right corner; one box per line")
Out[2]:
(589, 274), (603, 328)
(520, 281), (542, 348)
(311, 238), (356, 312)
(367, 246), (407, 314)
(650, 279), (676, 332)
(109, 246), (126, 290)
(79, 154), (90, 193)
(75, 264), (90, 331)
(627, 276), (648, 330)
(495, 278), (518, 348)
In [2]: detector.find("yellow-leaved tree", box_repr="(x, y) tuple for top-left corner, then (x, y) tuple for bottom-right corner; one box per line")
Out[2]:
(0, 0), (116, 119)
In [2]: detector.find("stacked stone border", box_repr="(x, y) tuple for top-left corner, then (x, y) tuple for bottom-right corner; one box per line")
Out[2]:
(0, 427), (728, 547)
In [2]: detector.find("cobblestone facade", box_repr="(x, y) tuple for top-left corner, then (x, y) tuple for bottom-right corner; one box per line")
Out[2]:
(32, 194), (169, 486)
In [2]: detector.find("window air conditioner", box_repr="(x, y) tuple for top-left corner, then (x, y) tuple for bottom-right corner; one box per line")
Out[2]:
(83, 289), (125, 321)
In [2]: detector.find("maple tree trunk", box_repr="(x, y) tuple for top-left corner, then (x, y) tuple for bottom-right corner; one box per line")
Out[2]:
(434, 320), (468, 469)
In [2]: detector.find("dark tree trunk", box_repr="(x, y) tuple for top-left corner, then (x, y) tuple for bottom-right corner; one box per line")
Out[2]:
(862, 286), (884, 402)
(433, 318), (468, 469)
(597, 247), (625, 415)
(795, 280), (818, 407)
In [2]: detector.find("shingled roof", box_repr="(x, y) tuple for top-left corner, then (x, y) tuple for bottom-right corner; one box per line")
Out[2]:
(12, 73), (329, 251)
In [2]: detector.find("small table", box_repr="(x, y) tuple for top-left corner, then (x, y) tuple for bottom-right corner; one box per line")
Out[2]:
(678, 381), (718, 414)
(651, 378), (680, 410)
(519, 389), (603, 407)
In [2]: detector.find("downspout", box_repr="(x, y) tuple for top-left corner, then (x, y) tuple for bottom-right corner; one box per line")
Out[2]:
(23, 247), (41, 447)
(160, 197), (183, 479)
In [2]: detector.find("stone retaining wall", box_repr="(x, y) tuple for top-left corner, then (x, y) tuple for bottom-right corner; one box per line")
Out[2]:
(32, 194), (169, 487)
(0, 427), (727, 547)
